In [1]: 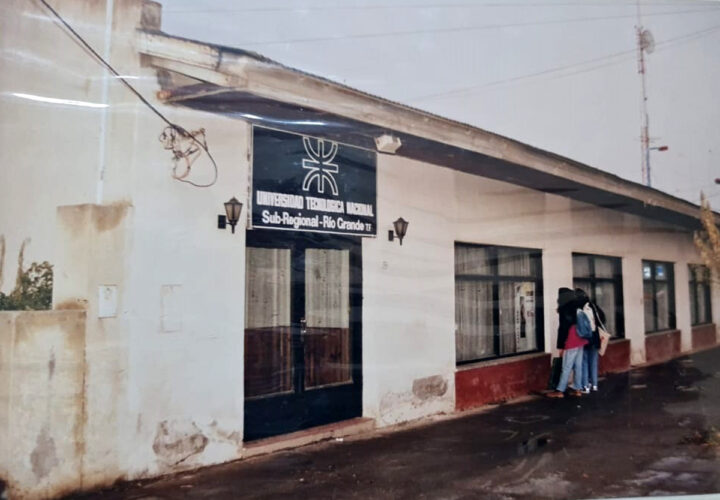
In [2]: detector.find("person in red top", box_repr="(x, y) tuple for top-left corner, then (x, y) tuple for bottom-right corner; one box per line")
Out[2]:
(548, 289), (587, 398)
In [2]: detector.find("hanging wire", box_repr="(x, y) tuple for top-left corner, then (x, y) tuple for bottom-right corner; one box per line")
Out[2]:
(36, 0), (218, 188)
(217, 6), (720, 48)
(408, 22), (720, 102)
(159, 126), (211, 183)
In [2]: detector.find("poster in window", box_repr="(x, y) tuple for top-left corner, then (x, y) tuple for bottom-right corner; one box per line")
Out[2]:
(514, 283), (535, 351)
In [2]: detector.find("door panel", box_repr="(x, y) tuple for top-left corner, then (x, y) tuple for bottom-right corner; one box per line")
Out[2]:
(304, 248), (352, 389)
(245, 326), (293, 398)
(244, 231), (362, 441)
(304, 327), (351, 389)
(244, 248), (293, 399)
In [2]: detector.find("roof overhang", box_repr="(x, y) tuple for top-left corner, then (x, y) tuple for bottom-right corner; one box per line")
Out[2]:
(136, 30), (716, 231)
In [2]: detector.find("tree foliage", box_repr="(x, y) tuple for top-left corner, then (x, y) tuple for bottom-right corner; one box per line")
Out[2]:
(0, 261), (53, 310)
(694, 194), (720, 281)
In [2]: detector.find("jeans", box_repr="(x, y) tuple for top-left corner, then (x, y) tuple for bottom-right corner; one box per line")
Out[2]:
(557, 347), (584, 392)
(582, 345), (599, 388)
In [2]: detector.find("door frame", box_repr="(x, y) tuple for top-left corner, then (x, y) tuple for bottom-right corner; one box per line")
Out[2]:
(243, 229), (363, 441)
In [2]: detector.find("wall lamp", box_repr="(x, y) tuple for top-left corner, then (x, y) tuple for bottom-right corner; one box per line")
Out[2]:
(218, 197), (243, 234)
(388, 217), (409, 245)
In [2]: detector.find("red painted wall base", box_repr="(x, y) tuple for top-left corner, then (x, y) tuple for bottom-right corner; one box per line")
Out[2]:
(599, 338), (630, 375)
(455, 353), (551, 411)
(692, 324), (717, 351)
(645, 329), (682, 365)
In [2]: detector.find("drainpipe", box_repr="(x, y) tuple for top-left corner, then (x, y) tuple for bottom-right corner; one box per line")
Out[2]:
(96, 0), (115, 204)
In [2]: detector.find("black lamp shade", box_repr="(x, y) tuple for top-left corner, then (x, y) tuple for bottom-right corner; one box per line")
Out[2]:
(223, 197), (243, 233)
(393, 217), (409, 244)
(224, 197), (243, 225)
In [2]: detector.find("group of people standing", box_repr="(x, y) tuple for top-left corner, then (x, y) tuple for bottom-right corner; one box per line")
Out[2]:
(548, 287), (607, 398)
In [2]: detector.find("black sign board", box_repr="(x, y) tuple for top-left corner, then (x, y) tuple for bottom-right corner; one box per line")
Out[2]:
(251, 127), (377, 237)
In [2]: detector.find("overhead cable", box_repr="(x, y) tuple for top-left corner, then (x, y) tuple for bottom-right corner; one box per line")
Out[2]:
(407, 23), (720, 102)
(35, 0), (218, 188)
(223, 6), (720, 47)
(165, 2), (720, 15)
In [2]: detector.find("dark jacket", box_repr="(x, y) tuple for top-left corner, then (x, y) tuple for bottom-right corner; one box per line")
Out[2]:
(556, 288), (577, 350)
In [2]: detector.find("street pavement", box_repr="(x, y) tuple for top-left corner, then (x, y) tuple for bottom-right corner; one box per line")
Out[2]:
(70, 347), (720, 500)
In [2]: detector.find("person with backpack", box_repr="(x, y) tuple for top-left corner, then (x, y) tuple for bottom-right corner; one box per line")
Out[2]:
(547, 288), (590, 398)
(576, 288), (607, 393)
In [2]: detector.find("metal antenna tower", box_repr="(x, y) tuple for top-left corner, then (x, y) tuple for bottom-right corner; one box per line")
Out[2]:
(636, 1), (656, 187)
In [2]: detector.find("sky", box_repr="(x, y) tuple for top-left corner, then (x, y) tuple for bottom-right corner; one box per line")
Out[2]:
(158, 0), (720, 206)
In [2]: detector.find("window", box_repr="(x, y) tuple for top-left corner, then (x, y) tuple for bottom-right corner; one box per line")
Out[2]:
(455, 243), (543, 364)
(642, 260), (676, 333)
(572, 254), (624, 338)
(689, 264), (712, 326)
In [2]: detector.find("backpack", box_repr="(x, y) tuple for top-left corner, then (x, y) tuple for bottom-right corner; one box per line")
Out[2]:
(576, 308), (593, 339)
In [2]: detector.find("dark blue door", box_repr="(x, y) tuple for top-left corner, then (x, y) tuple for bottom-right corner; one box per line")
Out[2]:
(244, 230), (362, 441)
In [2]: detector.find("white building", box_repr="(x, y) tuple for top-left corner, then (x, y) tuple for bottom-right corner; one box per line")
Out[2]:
(1, 1), (717, 498)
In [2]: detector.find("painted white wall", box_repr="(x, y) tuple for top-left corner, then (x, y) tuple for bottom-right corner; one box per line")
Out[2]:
(117, 109), (249, 480)
(82, 43), (251, 483)
(362, 154), (456, 426)
(2, 0), (250, 490)
(0, 0), (108, 293)
(0, 311), (86, 499)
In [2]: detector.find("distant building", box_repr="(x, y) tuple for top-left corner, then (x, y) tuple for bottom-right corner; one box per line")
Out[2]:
(0, 1), (717, 498)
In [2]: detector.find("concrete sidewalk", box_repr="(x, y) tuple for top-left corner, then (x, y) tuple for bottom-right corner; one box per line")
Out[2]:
(70, 347), (720, 500)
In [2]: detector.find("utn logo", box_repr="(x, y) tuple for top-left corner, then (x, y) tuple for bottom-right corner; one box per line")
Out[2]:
(302, 136), (339, 196)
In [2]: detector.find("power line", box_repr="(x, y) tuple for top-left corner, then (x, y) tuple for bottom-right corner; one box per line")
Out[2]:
(654, 21), (720, 48)
(164, 1), (720, 15)
(406, 23), (720, 102)
(221, 6), (720, 48)
(35, 0), (218, 188)
(412, 51), (637, 102)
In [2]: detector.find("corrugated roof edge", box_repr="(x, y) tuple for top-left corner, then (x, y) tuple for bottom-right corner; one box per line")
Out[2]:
(143, 29), (716, 219)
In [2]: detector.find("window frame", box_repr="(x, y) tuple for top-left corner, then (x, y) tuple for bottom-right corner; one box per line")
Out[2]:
(572, 252), (625, 338)
(689, 264), (712, 326)
(642, 259), (676, 334)
(455, 242), (544, 365)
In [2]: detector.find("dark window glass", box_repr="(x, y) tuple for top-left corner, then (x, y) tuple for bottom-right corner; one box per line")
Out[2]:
(595, 281), (619, 336)
(497, 247), (537, 277)
(455, 244), (543, 364)
(689, 264), (712, 326)
(455, 245), (492, 276)
(455, 281), (494, 361)
(572, 253), (624, 338)
(594, 258), (615, 279)
(642, 260), (676, 333)
(572, 255), (591, 278)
